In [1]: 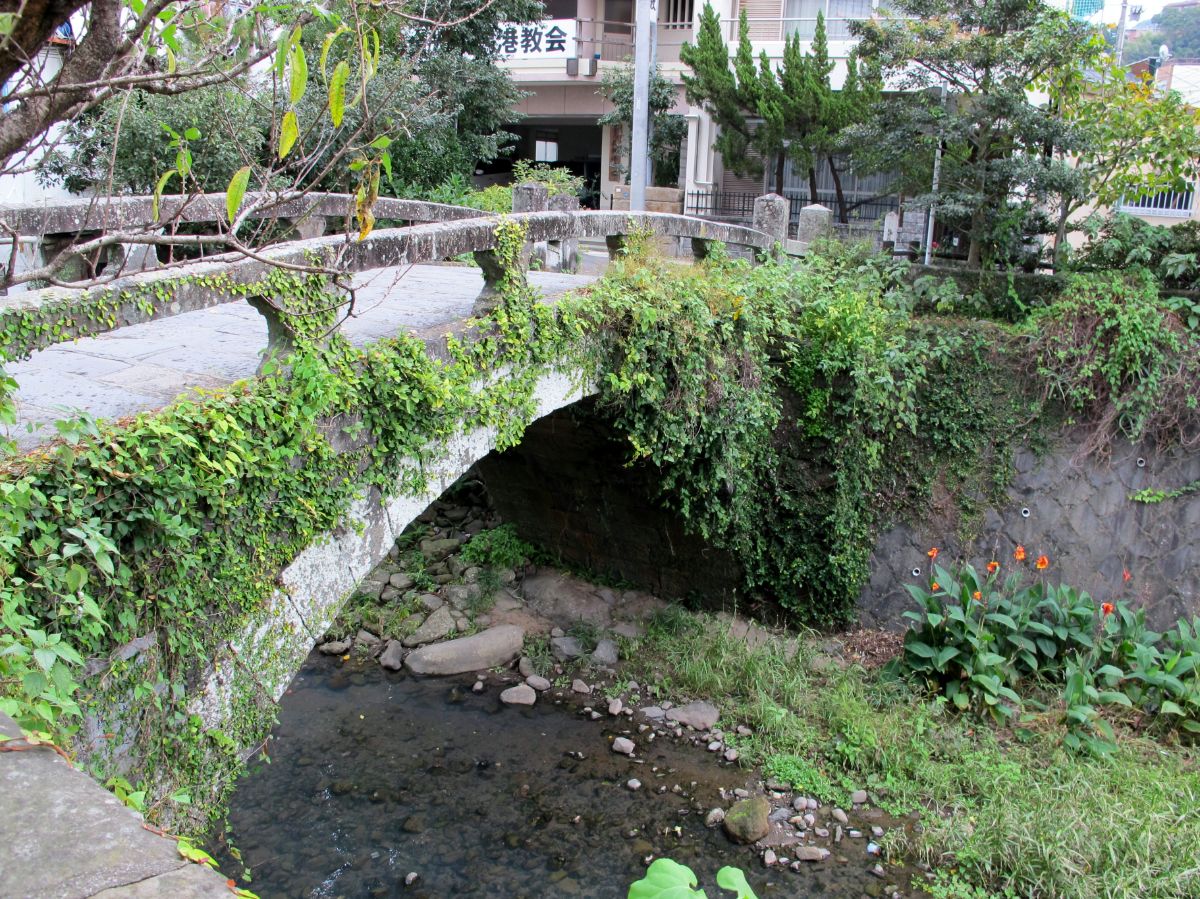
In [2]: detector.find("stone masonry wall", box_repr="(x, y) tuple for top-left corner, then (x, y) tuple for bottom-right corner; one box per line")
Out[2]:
(475, 399), (742, 603)
(860, 436), (1200, 632)
(478, 400), (1200, 631)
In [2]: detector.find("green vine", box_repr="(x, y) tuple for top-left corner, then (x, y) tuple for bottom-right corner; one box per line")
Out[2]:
(1130, 479), (1200, 504)
(571, 238), (1032, 626)
(0, 218), (578, 833)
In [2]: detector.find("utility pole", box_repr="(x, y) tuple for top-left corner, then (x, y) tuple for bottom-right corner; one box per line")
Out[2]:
(1115, 0), (1129, 64)
(630, 0), (656, 211)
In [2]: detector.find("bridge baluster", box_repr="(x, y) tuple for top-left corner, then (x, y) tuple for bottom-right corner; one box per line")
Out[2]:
(246, 295), (298, 374)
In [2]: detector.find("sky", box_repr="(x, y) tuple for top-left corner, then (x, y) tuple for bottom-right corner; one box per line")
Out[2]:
(1104, 0), (1173, 27)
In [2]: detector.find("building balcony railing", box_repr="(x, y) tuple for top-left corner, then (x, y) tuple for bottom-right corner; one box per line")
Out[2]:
(1118, 188), (1196, 218)
(721, 15), (871, 42)
(573, 18), (694, 64)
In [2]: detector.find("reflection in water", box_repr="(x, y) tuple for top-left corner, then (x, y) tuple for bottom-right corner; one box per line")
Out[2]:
(214, 654), (909, 898)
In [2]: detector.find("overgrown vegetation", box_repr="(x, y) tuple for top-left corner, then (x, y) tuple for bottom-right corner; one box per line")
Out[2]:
(627, 607), (1200, 898)
(576, 237), (1030, 625)
(0, 220), (577, 831)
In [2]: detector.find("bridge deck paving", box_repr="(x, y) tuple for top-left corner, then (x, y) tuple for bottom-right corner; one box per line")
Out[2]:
(3, 264), (596, 450)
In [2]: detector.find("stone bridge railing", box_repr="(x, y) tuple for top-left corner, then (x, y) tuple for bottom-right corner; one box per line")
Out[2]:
(0, 191), (488, 288)
(0, 189), (796, 363)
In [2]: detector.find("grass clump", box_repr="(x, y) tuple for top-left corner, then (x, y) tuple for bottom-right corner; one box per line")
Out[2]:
(460, 523), (533, 570)
(626, 607), (1200, 899)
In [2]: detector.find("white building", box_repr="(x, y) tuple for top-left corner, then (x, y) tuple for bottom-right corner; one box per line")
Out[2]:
(496, 0), (896, 227)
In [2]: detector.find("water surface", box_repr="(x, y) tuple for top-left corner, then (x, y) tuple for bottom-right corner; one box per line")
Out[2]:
(214, 654), (911, 898)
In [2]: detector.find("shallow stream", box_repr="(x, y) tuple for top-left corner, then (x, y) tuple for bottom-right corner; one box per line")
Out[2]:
(213, 654), (914, 898)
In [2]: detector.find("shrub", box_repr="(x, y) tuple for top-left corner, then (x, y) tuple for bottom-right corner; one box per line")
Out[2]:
(1028, 271), (1200, 452)
(1073, 212), (1200, 292)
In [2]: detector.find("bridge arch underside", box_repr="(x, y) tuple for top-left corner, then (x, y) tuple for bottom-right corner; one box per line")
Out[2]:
(179, 369), (595, 736)
(148, 377), (741, 797)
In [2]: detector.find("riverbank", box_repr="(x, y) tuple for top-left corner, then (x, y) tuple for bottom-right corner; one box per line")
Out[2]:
(236, 473), (1198, 898)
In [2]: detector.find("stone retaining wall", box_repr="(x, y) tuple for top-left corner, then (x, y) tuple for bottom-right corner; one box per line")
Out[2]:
(476, 401), (1200, 631)
(475, 398), (742, 603)
(860, 435), (1200, 631)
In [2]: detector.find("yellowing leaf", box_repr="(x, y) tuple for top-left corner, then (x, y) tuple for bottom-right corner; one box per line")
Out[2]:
(152, 169), (177, 222)
(329, 61), (349, 127)
(289, 43), (308, 104)
(279, 110), (299, 159)
(226, 165), (251, 226)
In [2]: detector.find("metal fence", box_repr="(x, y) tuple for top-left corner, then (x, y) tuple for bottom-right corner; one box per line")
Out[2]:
(684, 189), (900, 236)
(1118, 189), (1195, 218)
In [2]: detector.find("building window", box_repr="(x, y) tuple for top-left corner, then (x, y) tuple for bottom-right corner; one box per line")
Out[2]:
(535, 131), (559, 163)
(662, 0), (694, 27)
(784, 0), (873, 40)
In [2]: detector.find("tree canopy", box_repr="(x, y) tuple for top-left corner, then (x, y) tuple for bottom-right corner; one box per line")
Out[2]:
(598, 63), (687, 188)
(681, 4), (878, 218)
(1123, 4), (1200, 61)
(851, 0), (1097, 268)
(2, 0), (532, 288)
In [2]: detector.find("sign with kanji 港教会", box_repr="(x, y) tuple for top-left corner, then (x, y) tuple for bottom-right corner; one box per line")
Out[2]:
(496, 19), (577, 58)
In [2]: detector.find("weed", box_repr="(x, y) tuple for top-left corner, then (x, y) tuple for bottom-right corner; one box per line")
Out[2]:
(460, 524), (533, 570)
(625, 606), (1200, 899)
(522, 634), (554, 677)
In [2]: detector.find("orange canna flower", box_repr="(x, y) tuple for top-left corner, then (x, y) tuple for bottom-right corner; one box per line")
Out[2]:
(931, 582), (941, 591)
(927, 547), (939, 560)
(1035, 554), (1049, 570)
(1014, 545), (1027, 562)
(987, 560), (999, 574)
(1101, 602), (1115, 617)
(972, 591), (982, 601)
(1123, 568), (1132, 582)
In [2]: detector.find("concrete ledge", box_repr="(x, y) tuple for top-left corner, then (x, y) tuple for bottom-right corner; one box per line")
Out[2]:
(0, 192), (485, 236)
(0, 713), (228, 898)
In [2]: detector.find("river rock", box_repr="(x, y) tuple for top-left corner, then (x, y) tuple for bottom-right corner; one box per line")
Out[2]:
(403, 625), (525, 675)
(526, 675), (551, 691)
(665, 700), (719, 731)
(500, 684), (537, 706)
(378, 641), (405, 670)
(607, 698), (623, 716)
(402, 606), (456, 647)
(356, 629), (380, 647)
(572, 678), (591, 694)
(851, 789), (868, 804)
(419, 537), (460, 560)
(832, 808), (849, 825)
(389, 572), (415, 590)
(627, 778), (642, 791)
(551, 636), (585, 661)
(443, 584), (478, 609)
(522, 571), (612, 626)
(723, 797), (770, 844)
(518, 656), (535, 677)
(591, 638), (620, 666)
(318, 639), (350, 655)
(612, 737), (635, 755)
(705, 808), (726, 827)
(793, 847), (830, 863)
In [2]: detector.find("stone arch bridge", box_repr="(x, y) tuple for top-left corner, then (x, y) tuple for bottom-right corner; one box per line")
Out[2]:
(1, 193), (793, 715)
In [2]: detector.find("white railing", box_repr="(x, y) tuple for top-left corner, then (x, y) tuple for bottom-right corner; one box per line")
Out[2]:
(574, 18), (694, 63)
(1118, 189), (1196, 218)
(722, 15), (871, 42)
